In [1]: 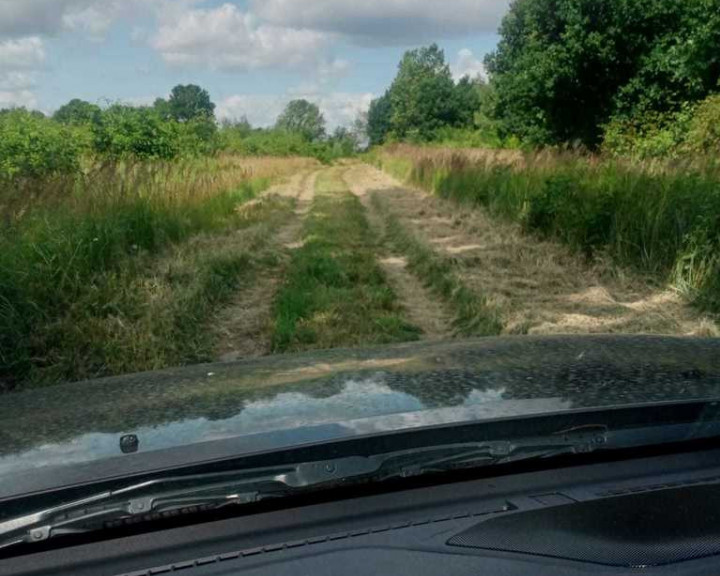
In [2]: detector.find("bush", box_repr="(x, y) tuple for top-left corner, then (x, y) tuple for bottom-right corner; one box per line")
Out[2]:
(0, 109), (83, 180)
(93, 105), (183, 160)
(683, 95), (720, 155)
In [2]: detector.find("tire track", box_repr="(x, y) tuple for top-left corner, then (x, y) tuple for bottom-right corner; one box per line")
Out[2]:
(213, 170), (319, 362)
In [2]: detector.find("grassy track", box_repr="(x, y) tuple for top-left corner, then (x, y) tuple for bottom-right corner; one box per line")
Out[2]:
(371, 193), (503, 337)
(271, 170), (421, 352)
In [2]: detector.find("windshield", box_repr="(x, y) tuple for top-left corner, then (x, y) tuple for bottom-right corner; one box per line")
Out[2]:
(0, 0), (719, 501)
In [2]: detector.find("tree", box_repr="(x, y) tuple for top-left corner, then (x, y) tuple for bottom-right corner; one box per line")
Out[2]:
(486, 0), (720, 148)
(53, 99), (101, 125)
(159, 84), (216, 122)
(366, 92), (392, 146)
(388, 44), (460, 140)
(453, 76), (483, 128)
(275, 99), (326, 141)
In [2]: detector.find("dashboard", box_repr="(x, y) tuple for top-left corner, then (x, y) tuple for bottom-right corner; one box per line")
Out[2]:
(5, 443), (720, 576)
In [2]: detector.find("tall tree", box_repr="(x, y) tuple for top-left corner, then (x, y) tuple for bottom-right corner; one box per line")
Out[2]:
(275, 99), (326, 141)
(487, 0), (720, 148)
(53, 99), (101, 125)
(388, 44), (459, 140)
(160, 84), (216, 122)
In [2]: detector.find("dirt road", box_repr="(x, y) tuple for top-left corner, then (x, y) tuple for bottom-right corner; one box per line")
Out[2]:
(212, 162), (717, 363)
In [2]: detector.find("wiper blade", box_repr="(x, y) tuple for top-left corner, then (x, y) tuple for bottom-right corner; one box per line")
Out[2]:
(0, 426), (607, 552)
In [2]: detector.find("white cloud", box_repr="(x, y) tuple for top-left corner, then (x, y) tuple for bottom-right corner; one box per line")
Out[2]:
(0, 37), (45, 109)
(0, 37), (45, 69)
(0, 89), (37, 109)
(252, 0), (511, 44)
(451, 48), (487, 82)
(217, 91), (374, 130)
(0, 0), (166, 41)
(151, 3), (331, 71)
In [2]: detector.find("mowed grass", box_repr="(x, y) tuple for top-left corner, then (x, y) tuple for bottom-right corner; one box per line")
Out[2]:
(0, 156), (314, 389)
(376, 146), (720, 316)
(272, 170), (421, 352)
(371, 193), (503, 337)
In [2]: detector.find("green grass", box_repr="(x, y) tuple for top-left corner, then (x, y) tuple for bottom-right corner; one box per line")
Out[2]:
(378, 148), (720, 316)
(271, 171), (421, 352)
(371, 193), (503, 337)
(0, 157), (304, 389)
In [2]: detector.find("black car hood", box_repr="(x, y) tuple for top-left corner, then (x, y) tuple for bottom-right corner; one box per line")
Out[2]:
(1, 335), (719, 497)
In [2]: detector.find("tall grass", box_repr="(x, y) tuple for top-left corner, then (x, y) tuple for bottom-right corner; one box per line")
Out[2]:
(0, 155), (316, 388)
(377, 146), (720, 314)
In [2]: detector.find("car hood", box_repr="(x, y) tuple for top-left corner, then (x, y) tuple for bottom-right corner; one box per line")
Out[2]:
(1, 335), (719, 496)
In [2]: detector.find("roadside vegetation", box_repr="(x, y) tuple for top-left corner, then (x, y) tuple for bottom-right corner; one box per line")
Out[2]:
(361, 0), (720, 320)
(0, 156), (315, 389)
(271, 171), (421, 352)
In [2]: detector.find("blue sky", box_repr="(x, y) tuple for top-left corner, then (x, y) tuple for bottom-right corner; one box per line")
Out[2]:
(0, 0), (509, 128)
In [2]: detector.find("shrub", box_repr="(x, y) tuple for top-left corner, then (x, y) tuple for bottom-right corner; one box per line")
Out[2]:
(0, 109), (82, 180)
(93, 105), (182, 160)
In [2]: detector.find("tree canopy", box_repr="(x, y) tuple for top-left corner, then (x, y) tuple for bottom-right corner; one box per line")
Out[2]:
(486, 0), (720, 148)
(275, 99), (326, 141)
(53, 99), (101, 125)
(388, 44), (460, 140)
(367, 92), (392, 146)
(155, 84), (216, 123)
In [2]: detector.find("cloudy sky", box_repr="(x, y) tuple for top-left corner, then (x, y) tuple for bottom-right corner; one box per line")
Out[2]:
(0, 0), (510, 128)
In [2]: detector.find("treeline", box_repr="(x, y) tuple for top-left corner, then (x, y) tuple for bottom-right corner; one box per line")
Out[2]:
(0, 85), (358, 181)
(367, 0), (720, 156)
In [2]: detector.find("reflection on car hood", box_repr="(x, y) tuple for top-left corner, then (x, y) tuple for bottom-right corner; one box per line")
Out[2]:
(1, 336), (719, 480)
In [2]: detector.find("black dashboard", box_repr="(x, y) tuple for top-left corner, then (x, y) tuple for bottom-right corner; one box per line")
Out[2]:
(5, 443), (720, 576)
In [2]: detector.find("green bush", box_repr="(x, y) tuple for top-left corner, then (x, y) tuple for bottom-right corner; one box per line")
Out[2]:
(93, 105), (186, 160)
(684, 95), (720, 154)
(0, 109), (83, 180)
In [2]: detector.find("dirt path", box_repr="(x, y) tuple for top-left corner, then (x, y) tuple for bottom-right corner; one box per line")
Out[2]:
(343, 167), (454, 340)
(348, 163), (718, 338)
(213, 171), (319, 362)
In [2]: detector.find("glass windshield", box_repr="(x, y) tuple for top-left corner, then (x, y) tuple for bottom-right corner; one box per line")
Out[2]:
(0, 0), (719, 494)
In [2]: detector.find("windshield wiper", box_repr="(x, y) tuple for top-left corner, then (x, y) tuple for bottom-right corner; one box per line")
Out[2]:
(0, 426), (607, 552)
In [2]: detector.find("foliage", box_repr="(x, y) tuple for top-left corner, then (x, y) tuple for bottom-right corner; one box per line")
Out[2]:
(603, 94), (720, 158)
(388, 44), (460, 140)
(156, 84), (217, 122)
(367, 91), (393, 146)
(92, 105), (182, 160)
(684, 94), (720, 154)
(275, 99), (326, 141)
(487, 0), (720, 148)
(0, 109), (83, 180)
(53, 99), (101, 126)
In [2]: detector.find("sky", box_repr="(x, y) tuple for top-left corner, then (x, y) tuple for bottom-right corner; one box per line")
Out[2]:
(0, 0), (510, 129)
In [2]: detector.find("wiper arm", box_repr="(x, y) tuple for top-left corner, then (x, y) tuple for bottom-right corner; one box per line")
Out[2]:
(0, 426), (607, 552)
